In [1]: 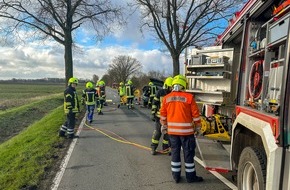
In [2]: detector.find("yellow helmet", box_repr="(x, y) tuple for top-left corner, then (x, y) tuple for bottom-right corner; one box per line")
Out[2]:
(119, 82), (124, 86)
(148, 82), (154, 86)
(172, 74), (187, 89)
(163, 77), (173, 89)
(86, 81), (93, 89)
(68, 77), (78, 85)
(99, 80), (105, 87)
(127, 80), (133, 85)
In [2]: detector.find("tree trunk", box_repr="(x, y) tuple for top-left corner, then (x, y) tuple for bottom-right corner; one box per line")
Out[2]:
(172, 53), (180, 76)
(64, 0), (73, 85)
(64, 32), (73, 85)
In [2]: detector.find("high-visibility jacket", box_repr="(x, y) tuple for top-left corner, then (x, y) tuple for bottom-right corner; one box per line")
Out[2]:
(118, 86), (125, 96)
(64, 85), (80, 114)
(151, 88), (171, 118)
(125, 84), (135, 98)
(82, 88), (97, 105)
(98, 86), (106, 100)
(149, 85), (157, 98)
(160, 91), (201, 136)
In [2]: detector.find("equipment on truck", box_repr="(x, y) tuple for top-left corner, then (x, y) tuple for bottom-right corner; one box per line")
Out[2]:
(185, 0), (290, 189)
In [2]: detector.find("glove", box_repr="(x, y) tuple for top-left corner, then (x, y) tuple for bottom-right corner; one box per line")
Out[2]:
(194, 126), (203, 137)
(161, 125), (168, 134)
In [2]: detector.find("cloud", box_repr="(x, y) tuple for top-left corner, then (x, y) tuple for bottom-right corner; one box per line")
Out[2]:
(0, 39), (181, 80)
(0, 0), (185, 81)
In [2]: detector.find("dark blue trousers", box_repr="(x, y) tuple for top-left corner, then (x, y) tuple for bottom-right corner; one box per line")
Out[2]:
(169, 134), (197, 181)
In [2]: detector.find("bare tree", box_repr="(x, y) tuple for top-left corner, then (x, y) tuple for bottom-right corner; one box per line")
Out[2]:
(92, 74), (99, 84)
(0, 0), (124, 83)
(147, 70), (166, 81)
(133, 0), (246, 75)
(101, 73), (112, 87)
(107, 55), (142, 83)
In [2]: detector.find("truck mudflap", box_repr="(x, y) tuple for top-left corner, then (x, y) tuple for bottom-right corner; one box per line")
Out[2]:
(196, 136), (231, 173)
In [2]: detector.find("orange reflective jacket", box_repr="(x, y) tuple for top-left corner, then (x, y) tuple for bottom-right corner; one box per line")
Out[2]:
(160, 91), (201, 136)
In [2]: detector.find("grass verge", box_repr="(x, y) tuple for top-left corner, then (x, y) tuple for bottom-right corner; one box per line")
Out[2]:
(0, 106), (67, 190)
(0, 96), (63, 144)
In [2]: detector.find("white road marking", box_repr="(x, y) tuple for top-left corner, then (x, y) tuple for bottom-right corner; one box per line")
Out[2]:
(51, 110), (237, 189)
(50, 116), (86, 190)
(194, 157), (238, 190)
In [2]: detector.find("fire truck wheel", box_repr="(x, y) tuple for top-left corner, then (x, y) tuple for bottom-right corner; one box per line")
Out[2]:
(237, 147), (266, 190)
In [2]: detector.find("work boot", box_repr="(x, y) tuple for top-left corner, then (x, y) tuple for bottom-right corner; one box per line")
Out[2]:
(59, 131), (66, 137)
(118, 104), (120, 108)
(68, 134), (79, 139)
(187, 176), (203, 183)
(173, 176), (180, 183)
(67, 134), (74, 139)
(89, 120), (92, 124)
(150, 147), (156, 155)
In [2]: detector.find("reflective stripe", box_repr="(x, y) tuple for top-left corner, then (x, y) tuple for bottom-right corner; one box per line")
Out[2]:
(160, 116), (166, 120)
(168, 128), (194, 133)
(168, 122), (192, 127)
(152, 139), (159, 144)
(65, 94), (72, 98)
(162, 139), (169, 144)
(185, 163), (195, 167)
(166, 96), (187, 103)
(60, 125), (67, 132)
(185, 168), (195, 172)
(193, 117), (201, 121)
(171, 167), (181, 172)
(171, 161), (181, 166)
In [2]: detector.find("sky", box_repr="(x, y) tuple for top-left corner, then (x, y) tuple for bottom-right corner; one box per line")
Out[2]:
(0, 0), (246, 81)
(0, 1), (184, 81)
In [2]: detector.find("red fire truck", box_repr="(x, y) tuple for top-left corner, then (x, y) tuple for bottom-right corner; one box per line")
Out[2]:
(185, 0), (290, 189)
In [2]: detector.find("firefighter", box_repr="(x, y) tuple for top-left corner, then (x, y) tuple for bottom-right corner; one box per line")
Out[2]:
(160, 74), (203, 183)
(82, 81), (98, 123)
(59, 77), (80, 139)
(150, 77), (173, 155)
(148, 82), (157, 108)
(125, 80), (135, 109)
(97, 80), (106, 115)
(118, 82), (126, 108)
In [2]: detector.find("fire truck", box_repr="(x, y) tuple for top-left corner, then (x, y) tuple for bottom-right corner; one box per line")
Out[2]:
(185, 0), (290, 189)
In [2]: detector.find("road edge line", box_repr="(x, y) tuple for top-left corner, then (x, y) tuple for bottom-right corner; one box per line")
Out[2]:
(50, 116), (86, 190)
(194, 157), (237, 190)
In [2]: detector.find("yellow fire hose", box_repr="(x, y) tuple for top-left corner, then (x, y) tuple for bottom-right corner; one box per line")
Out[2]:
(84, 122), (170, 154)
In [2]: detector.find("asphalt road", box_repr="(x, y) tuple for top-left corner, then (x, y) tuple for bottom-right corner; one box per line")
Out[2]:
(52, 88), (237, 190)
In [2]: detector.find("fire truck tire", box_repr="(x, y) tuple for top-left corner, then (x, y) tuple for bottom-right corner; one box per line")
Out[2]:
(237, 147), (266, 190)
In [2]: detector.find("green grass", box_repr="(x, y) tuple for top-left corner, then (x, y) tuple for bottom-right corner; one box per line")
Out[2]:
(0, 82), (86, 189)
(0, 83), (65, 110)
(0, 96), (63, 144)
(0, 106), (66, 190)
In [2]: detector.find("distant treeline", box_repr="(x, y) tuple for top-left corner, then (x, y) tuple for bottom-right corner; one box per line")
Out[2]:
(0, 78), (87, 84)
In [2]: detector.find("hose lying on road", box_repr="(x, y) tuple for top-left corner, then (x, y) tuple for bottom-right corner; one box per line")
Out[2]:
(84, 122), (170, 154)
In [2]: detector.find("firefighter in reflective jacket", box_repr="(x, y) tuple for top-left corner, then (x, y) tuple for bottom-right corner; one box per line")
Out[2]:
(97, 80), (106, 115)
(160, 74), (203, 183)
(148, 82), (157, 108)
(125, 80), (135, 109)
(150, 77), (173, 155)
(59, 77), (80, 139)
(118, 82), (126, 108)
(82, 81), (98, 123)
